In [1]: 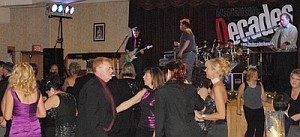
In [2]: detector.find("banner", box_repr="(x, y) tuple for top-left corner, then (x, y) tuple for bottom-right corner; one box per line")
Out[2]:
(215, 4), (294, 46)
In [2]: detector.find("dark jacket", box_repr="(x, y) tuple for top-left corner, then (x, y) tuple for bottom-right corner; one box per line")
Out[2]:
(72, 73), (94, 104)
(75, 75), (116, 137)
(155, 81), (205, 137)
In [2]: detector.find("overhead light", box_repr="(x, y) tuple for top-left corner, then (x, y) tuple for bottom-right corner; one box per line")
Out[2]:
(47, 3), (75, 19)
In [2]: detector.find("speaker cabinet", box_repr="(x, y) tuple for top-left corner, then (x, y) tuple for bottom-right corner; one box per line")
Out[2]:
(43, 48), (64, 78)
(227, 73), (244, 91)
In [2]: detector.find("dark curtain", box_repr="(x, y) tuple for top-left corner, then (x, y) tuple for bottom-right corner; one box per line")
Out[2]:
(128, 0), (299, 68)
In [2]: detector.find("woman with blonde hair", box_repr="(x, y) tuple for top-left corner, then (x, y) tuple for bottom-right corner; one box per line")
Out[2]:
(195, 57), (230, 137)
(236, 68), (268, 137)
(2, 62), (46, 137)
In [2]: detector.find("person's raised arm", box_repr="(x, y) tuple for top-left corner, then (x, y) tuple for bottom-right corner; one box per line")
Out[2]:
(116, 88), (147, 113)
(36, 94), (46, 118)
(44, 95), (59, 111)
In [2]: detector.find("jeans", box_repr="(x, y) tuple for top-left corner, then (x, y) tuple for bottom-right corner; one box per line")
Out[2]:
(181, 52), (196, 82)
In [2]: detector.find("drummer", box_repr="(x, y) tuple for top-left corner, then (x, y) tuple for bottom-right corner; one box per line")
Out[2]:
(225, 39), (239, 62)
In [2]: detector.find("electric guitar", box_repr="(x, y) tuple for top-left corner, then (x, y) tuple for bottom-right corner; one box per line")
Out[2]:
(126, 45), (153, 62)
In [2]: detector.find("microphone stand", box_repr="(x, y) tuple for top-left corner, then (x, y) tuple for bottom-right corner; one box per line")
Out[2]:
(116, 35), (129, 53)
(115, 35), (129, 78)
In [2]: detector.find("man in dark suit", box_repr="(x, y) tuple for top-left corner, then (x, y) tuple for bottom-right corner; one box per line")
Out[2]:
(75, 57), (116, 137)
(72, 60), (94, 105)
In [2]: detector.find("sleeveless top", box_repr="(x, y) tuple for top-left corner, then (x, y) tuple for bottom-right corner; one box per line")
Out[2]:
(137, 88), (155, 131)
(48, 93), (77, 137)
(243, 81), (263, 109)
(203, 95), (217, 130)
(9, 88), (41, 137)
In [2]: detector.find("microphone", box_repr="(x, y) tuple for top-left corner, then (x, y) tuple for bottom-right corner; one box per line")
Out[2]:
(273, 23), (280, 29)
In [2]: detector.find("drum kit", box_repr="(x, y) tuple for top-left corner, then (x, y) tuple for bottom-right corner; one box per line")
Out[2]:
(196, 40), (244, 67)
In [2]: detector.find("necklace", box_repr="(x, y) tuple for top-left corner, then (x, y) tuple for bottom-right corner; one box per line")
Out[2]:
(211, 78), (220, 84)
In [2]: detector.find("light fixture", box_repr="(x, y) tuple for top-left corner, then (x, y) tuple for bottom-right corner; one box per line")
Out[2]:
(70, 7), (75, 14)
(58, 5), (64, 13)
(51, 4), (57, 12)
(65, 6), (70, 14)
(47, 3), (75, 19)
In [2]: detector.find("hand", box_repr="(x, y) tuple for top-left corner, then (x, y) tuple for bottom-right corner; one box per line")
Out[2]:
(236, 109), (242, 116)
(42, 96), (48, 102)
(280, 43), (287, 49)
(177, 51), (183, 58)
(0, 119), (6, 128)
(174, 41), (179, 47)
(290, 113), (300, 121)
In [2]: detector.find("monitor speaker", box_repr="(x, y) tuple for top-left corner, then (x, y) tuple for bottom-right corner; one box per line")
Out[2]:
(43, 48), (64, 79)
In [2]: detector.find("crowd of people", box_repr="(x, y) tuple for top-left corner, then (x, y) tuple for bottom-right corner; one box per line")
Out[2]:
(0, 14), (298, 137)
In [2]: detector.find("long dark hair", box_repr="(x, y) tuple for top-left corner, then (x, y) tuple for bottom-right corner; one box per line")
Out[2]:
(45, 72), (63, 91)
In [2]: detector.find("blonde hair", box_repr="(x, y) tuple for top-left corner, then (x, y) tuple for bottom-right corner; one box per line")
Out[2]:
(180, 18), (190, 24)
(246, 68), (258, 81)
(92, 57), (112, 72)
(290, 69), (300, 78)
(205, 57), (230, 79)
(8, 62), (37, 96)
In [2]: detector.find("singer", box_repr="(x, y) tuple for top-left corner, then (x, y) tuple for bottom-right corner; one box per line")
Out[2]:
(270, 13), (298, 94)
(270, 13), (298, 49)
(125, 27), (146, 81)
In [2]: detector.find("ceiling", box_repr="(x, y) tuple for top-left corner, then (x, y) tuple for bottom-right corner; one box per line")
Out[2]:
(0, 0), (128, 8)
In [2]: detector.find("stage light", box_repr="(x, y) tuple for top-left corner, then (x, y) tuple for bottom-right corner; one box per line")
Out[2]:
(47, 4), (75, 19)
(51, 4), (57, 12)
(65, 6), (70, 14)
(58, 5), (64, 13)
(70, 7), (75, 14)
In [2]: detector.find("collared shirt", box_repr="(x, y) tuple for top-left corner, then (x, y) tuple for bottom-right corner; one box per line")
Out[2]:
(271, 23), (298, 49)
(96, 76), (116, 132)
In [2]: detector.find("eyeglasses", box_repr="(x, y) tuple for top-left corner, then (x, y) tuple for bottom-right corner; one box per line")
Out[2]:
(99, 66), (113, 71)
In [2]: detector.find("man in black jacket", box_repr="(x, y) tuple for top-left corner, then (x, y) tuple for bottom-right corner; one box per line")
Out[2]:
(72, 60), (94, 105)
(75, 57), (116, 137)
(0, 62), (13, 137)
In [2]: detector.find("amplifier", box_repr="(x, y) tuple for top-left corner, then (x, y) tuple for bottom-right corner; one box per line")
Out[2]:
(159, 58), (177, 66)
(226, 73), (244, 91)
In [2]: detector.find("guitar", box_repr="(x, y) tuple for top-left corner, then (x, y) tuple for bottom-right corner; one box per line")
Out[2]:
(126, 45), (153, 62)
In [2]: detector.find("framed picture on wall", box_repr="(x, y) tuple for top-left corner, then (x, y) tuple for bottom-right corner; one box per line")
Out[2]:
(93, 23), (105, 41)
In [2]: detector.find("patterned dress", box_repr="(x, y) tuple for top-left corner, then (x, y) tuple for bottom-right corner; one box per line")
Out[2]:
(48, 93), (77, 137)
(9, 88), (42, 137)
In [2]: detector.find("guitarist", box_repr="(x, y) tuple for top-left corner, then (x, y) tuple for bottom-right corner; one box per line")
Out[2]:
(125, 27), (145, 81)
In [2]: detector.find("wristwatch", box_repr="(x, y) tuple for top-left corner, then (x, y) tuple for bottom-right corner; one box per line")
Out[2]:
(202, 114), (206, 119)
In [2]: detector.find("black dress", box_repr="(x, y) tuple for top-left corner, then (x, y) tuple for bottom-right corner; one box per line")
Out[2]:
(48, 93), (77, 137)
(107, 78), (143, 137)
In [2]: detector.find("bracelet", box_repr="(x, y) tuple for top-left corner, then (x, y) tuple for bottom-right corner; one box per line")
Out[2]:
(202, 114), (206, 119)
